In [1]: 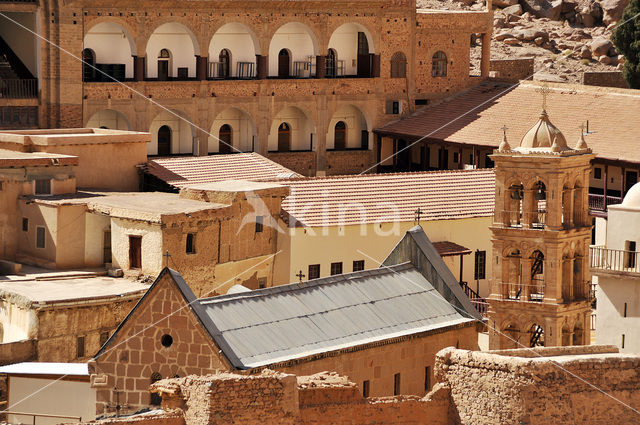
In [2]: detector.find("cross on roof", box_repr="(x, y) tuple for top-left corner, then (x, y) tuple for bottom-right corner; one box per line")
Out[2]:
(501, 124), (508, 137)
(536, 84), (552, 111)
(163, 250), (172, 268)
(579, 122), (585, 134)
(414, 207), (423, 224)
(296, 270), (305, 283)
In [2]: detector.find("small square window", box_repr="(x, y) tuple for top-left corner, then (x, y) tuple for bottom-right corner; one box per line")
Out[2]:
(35, 179), (51, 195)
(353, 260), (365, 272)
(22, 218), (28, 232)
(77, 336), (85, 358)
(36, 227), (45, 249)
(330, 262), (343, 276)
(186, 233), (195, 254)
(308, 264), (320, 280)
(593, 167), (602, 180)
(255, 216), (264, 233)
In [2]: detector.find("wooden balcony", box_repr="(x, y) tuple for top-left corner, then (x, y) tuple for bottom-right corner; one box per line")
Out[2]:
(588, 194), (622, 216)
(0, 79), (37, 98)
(590, 245), (640, 276)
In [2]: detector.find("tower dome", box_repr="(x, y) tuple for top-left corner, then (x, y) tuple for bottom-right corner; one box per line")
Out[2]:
(519, 110), (568, 151)
(622, 182), (640, 208)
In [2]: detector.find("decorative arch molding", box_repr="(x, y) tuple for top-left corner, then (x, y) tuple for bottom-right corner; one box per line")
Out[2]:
(325, 21), (377, 53)
(206, 21), (262, 56)
(84, 18), (139, 56)
(144, 19), (202, 56)
(268, 21), (320, 57)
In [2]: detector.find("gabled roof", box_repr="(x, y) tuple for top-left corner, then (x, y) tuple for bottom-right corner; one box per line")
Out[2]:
(145, 153), (300, 189)
(281, 169), (495, 227)
(375, 80), (640, 165)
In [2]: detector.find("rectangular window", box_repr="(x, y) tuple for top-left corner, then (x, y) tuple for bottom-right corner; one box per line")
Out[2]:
(186, 233), (196, 254)
(100, 331), (109, 347)
(469, 154), (474, 165)
(129, 235), (142, 269)
(474, 250), (486, 280)
(393, 373), (401, 396)
(594, 167), (602, 180)
(35, 179), (51, 195)
(353, 260), (365, 272)
(0, 181), (3, 191)
(330, 262), (343, 276)
(453, 152), (459, 163)
(622, 334), (626, 349)
(625, 241), (637, 268)
(392, 101), (399, 115)
(624, 302), (628, 318)
(77, 336), (85, 358)
(424, 366), (431, 392)
(103, 231), (112, 264)
(258, 277), (267, 289)
(36, 226), (45, 249)
(308, 264), (320, 280)
(255, 216), (264, 233)
(22, 218), (28, 232)
(362, 380), (370, 398)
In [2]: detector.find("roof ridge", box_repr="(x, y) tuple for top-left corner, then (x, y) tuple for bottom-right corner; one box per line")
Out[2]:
(280, 168), (495, 183)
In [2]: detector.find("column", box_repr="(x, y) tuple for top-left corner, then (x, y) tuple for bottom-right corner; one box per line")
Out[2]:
(522, 189), (535, 228)
(196, 56), (208, 81)
(564, 188), (574, 228)
(458, 147), (463, 170)
(480, 33), (491, 77)
(133, 56), (145, 82)
(521, 258), (532, 301)
(315, 55), (326, 79)
(603, 164), (608, 208)
(256, 55), (268, 79)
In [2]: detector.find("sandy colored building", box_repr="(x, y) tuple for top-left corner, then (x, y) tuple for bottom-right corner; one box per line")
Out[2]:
(592, 182), (640, 353)
(0, 0), (492, 176)
(88, 226), (482, 416)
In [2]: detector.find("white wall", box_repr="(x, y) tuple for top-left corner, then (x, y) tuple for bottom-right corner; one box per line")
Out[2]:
(596, 275), (640, 353)
(83, 22), (135, 79)
(268, 22), (317, 77)
(0, 301), (37, 343)
(0, 12), (38, 77)
(145, 23), (197, 78)
(326, 105), (367, 150)
(208, 108), (256, 153)
(8, 377), (96, 425)
(149, 110), (194, 155)
(327, 23), (364, 76)
(607, 206), (640, 250)
(209, 23), (258, 77)
(84, 212), (111, 267)
(110, 218), (163, 275)
(268, 107), (315, 151)
(86, 109), (131, 130)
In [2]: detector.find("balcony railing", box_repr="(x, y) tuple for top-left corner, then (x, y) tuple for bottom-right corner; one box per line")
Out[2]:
(501, 210), (546, 229)
(499, 282), (545, 302)
(459, 281), (488, 317)
(0, 79), (37, 98)
(588, 194), (623, 212)
(590, 245), (640, 274)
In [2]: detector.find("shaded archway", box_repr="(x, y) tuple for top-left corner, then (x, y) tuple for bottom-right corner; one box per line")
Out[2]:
(208, 107), (257, 154)
(157, 125), (172, 156)
(328, 23), (375, 77)
(82, 48), (96, 81)
(269, 22), (318, 77)
(326, 48), (338, 77)
(334, 121), (347, 150)
(83, 21), (136, 80)
(86, 109), (132, 130)
(208, 23), (260, 79)
(218, 124), (233, 154)
(278, 49), (291, 78)
(150, 109), (195, 156)
(278, 123), (291, 152)
(327, 104), (370, 150)
(269, 106), (315, 152)
(573, 323), (584, 345)
(146, 22), (199, 79)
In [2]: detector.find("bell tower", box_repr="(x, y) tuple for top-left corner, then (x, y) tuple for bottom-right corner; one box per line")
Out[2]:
(487, 96), (595, 350)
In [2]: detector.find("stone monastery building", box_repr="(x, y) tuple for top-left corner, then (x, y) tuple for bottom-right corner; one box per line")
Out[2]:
(0, 0), (492, 175)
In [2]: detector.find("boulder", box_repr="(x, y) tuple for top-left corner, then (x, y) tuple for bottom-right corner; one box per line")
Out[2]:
(534, 36), (545, 45)
(581, 11), (596, 26)
(599, 54), (613, 64)
(590, 37), (613, 56)
(580, 46), (593, 59)
(601, 0), (629, 24)
(495, 31), (516, 40)
(494, 0), (518, 7)
(521, 0), (564, 19)
(608, 45), (618, 56)
(503, 4), (523, 14)
(520, 28), (550, 41)
(617, 55), (626, 64)
(494, 17), (507, 28)
(503, 37), (521, 45)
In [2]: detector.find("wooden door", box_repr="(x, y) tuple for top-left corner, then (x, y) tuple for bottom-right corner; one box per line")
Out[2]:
(278, 49), (290, 78)
(334, 121), (346, 150)
(157, 125), (171, 156)
(278, 122), (291, 152)
(356, 32), (371, 77)
(219, 124), (232, 154)
(158, 60), (169, 81)
(129, 236), (142, 269)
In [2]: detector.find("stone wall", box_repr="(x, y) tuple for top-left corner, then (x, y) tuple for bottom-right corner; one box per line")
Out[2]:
(0, 339), (36, 366)
(490, 58), (535, 82)
(582, 71), (629, 88)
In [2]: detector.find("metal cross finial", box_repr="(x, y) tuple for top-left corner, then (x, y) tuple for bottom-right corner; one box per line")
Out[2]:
(579, 122), (585, 134)
(163, 250), (171, 268)
(296, 270), (305, 283)
(414, 207), (423, 224)
(501, 124), (508, 137)
(536, 84), (552, 111)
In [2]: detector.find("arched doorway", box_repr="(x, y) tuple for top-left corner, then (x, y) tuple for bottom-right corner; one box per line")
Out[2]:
(334, 121), (347, 150)
(327, 48), (337, 78)
(157, 125), (172, 156)
(219, 124), (233, 154)
(278, 49), (290, 78)
(219, 49), (231, 78)
(209, 23), (260, 79)
(278, 122), (291, 152)
(328, 23), (374, 77)
(530, 250), (544, 301)
(83, 22), (136, 80)
(82, 48), (96, 81)
(573, 323), (584, 345)
(158, 48), (171, 81)
(357, 31), (370, 77)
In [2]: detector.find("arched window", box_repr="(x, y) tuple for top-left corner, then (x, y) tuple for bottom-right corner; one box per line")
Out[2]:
(82, 48), (96, 82)
(158, 48), (172, 81)
(278, 122), (291, 152)
(278, 49), (290, 78)
(327, 49), (337, 78)
(334, 121), (347, 150)
(150, 372), (162, 405)
(390, 52), (407, 78)
(157, 125), (172, 156)
(432, 51), (447, 77)
(572, 324), (584, 346)
(219, 49), (231, 78)
(219, 124), (233, 154)
(530, 250), (544, 301)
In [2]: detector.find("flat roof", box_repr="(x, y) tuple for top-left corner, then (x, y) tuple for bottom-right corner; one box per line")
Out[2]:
(0, 276), (149, 308)
(0, 128), (150, 147)
(0, 362), (88, 376)
(185, 180), (287, 193)
(25, 191), (227, 223)
(0, 149), (78, 167)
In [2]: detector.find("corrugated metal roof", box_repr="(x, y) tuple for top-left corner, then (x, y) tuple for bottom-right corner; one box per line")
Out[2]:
(197, 263), (474, 369)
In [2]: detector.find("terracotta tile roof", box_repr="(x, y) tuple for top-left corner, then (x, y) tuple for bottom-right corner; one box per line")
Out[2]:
(432, 241), (472, 257)
(375, 81), (640, 165)
(280, 169), (495, 227)
(145, 153), (300, 188)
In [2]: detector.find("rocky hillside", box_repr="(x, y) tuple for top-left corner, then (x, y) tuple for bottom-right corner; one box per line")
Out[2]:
(418, 0), (630, 83)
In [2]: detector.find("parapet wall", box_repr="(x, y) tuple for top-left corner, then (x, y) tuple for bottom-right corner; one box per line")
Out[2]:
(490, 58), (534, 82)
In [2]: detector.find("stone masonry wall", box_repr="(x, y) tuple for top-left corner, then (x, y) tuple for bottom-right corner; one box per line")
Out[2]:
(490, 58), (535, 82)
(582, 71), (629, 88)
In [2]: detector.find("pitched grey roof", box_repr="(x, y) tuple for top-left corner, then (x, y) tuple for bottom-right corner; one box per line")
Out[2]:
(197, 262), (474, 369)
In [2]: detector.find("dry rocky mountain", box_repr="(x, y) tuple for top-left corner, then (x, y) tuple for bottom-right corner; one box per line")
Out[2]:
(419, 0), (630, 83)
